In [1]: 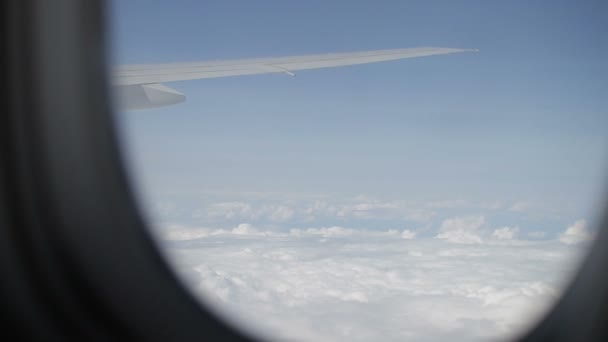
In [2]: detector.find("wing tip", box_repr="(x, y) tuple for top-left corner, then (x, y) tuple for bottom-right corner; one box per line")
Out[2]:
(416, 47), (479, 54)
(443, 47), (480, 53)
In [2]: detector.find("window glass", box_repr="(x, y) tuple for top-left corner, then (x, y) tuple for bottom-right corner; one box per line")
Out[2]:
(110, 1), (607, 341)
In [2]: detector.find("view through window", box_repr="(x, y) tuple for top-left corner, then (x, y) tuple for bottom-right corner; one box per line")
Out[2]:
(110, 1), (607, 341)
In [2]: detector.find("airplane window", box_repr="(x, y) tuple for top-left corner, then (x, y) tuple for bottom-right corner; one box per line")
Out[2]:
(109, 1), (607, 341)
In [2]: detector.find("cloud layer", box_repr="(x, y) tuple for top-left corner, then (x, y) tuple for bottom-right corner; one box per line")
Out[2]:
(156, 219), (592, 342)
(559, 219), (594, 245)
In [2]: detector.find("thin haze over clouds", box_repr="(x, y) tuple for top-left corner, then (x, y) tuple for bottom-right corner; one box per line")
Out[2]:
(111, 1), (608, 341)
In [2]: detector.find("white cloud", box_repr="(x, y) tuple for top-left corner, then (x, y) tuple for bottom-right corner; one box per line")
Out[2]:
(203, 196), (438, 225)
(207, 201), (254, 220)
(159, 228), (588, 342)
(161, 224), (212, 241)
(334, 200), (433, 222)
(298, 226), (355, 238)
(161, 224), (424, 241)
(384, 229), (400, 236)
(145, 192), (594, 341)
(206, 202), (298, 223)
(401, 229), (416, 239)
(231, 223), (259, 235)
(559, 219), (594, 245)
(435, 216), (485, 244)
(268, 205), (295, 222)
(492, 226), (520, 240)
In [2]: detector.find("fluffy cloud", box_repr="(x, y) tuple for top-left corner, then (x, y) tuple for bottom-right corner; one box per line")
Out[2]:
(206, 202), (296, 222)
(161, 224), (212, 240)
(207, 202), (255, 220)
(201, 196), (437, 225)
(148, 193), (598, 342)
(231, 223), (259, 235)
(293, 226), (355, 238)
(157, 222), (590, 342)
(401, 229), (416, 239)
(268, 205), (295, 222)
(559, 219), (594, 245)
(492, 226), (520, 240)
(435, 216), (485, 244)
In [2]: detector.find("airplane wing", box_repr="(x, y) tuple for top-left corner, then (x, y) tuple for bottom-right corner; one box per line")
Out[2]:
(113, 47), (476, 111)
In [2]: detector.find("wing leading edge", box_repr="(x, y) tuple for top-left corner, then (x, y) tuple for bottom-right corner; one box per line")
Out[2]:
(113, 47), (476, 111)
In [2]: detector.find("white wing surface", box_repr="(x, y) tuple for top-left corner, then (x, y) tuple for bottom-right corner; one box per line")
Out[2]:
(113, 47), (476, 110)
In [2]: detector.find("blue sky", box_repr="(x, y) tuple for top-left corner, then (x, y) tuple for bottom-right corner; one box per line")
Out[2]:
(111, 1), (608, 235)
